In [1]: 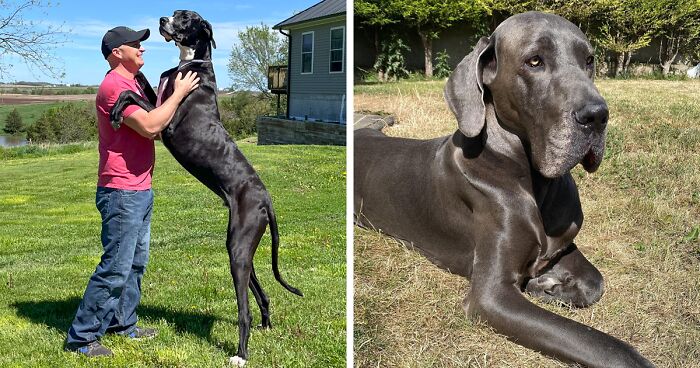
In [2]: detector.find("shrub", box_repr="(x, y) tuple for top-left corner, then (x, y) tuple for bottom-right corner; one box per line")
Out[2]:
(26, 102), (97, 144)
(3, 108), (24, 134)
(374, 35), (410, 81)
(219, 92), (272, 139)
(433, 50), (451, 79)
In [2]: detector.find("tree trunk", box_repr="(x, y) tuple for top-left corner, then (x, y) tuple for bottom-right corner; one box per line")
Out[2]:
(419, 30), (433, 78)
(623, 51), (632, 75)
(374, 29), (380, 55)
(615, 53), (624, 77)
(661, 61), (673, 76)
(374, 29), (385, 82)
(659, 37), (680, 77)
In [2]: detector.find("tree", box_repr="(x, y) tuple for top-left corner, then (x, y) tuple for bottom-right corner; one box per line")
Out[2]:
(26, 103), (96, 143)
(227, 23), (287, 97)
(355, 0), (401, 80)
(3, 108), (24, 134)
(0, 0), (66, 81)
(648, 0), (700, 76)
(395, 0), (489, 77)
(490, 0), (609, 35)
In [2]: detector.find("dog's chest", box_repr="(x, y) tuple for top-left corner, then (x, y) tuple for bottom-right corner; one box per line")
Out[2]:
(530, 221), (580, 275)
(156, 74), (170, 107)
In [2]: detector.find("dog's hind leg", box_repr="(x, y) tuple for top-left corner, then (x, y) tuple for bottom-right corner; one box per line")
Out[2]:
(249, 265), (271, 329)
(225, 200), (269, 366)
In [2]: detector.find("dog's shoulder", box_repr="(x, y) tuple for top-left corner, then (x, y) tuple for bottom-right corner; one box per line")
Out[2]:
(160, 66), (179, 80)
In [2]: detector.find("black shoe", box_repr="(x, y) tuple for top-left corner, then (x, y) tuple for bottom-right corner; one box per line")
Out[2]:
(65, 341), (113, 357)
(124, 326), (157, 339)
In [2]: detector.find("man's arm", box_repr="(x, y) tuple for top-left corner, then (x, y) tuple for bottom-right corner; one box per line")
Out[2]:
(124, 71), (199, 139)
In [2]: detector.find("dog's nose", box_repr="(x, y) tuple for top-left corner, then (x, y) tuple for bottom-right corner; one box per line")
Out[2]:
(160, 17), (168, 26)
(574, 103), (608, 127)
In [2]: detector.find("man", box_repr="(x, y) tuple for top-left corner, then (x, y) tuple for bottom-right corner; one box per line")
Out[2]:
(64, 26), (199, 357)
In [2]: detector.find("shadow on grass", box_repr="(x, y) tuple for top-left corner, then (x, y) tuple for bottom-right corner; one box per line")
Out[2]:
(11, 297), (221, 342)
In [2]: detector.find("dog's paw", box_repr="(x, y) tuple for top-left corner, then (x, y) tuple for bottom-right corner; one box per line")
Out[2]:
(110, 115), (123, 130)
(228, 356), (247, 367)
(256, 318), (272, 330)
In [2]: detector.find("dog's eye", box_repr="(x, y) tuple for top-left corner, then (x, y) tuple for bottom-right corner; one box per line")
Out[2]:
(527, 56), (543, 68)
(586, 56), (594, 66)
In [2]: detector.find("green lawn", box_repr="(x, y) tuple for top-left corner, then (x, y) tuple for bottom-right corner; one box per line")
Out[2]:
(0, 142), (346, 367)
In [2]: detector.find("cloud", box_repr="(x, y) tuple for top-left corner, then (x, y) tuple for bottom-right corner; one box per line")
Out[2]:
(210, 18), (286, 49)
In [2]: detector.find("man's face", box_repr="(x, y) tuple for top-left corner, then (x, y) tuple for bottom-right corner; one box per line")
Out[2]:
(114, 41), (145, 70)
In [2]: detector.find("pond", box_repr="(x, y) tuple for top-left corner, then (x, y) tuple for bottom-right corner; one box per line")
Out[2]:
(0, 135), (28, 148)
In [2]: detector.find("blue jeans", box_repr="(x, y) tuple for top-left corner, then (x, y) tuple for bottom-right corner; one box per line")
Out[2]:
(66, 187), (153, 345)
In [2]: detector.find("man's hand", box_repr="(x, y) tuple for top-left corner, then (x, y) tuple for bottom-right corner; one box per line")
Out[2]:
(122, 71), (200, 139)
(172, 71), (200, 99)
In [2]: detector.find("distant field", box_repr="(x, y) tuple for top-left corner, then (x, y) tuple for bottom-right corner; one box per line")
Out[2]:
(0, 85), (97, 95)
(0, 94), (95, 105)
(0, 100), (91, 133)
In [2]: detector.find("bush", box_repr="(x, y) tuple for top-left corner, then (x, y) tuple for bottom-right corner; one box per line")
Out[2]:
(3, 108), (24, 134)
(374, 35), (410, 81)
(26, 102), (97, 144)
(219, 92), (272, 139)
(433, 50), (451, 79)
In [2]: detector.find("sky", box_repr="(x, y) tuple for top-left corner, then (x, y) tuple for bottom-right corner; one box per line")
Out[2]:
(1, 0), (321, 88)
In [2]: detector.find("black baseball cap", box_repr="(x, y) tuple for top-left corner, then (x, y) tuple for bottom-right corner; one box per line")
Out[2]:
(101, 26), (150, 59)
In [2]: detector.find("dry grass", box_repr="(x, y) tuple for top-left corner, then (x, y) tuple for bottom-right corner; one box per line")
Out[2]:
(354, 79), (700, 367)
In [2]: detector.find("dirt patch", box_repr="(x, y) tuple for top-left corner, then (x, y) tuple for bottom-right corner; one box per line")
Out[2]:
(0, 94), (95, 105)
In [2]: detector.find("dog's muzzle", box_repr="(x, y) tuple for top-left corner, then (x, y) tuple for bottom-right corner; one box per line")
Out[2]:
(574, 103), (607, 173)
(159, 17), (174, 41)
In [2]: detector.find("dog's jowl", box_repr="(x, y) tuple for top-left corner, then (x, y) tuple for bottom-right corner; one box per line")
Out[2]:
(354, 12), (654, 368)
(110, 10), (302, 367)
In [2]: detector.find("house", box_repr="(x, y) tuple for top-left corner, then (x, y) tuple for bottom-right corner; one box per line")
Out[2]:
(274, 0), (346, 124)
(257, 0), (346, 145)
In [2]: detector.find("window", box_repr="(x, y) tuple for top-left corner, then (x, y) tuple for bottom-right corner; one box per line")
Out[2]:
(301, 32), (314, 74)
(330, 27), (344, 73)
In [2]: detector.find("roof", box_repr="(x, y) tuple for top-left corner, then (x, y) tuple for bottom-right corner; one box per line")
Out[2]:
(273, 0), (346, 29)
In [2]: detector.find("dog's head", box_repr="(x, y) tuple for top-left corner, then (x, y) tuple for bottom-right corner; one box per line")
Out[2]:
(445, 12), (607, 178)
(159, 10), (216, 61)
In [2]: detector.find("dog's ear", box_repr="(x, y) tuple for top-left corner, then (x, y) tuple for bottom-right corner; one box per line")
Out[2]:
(444, 36), (495, 137)
(201, 20), (216, 49)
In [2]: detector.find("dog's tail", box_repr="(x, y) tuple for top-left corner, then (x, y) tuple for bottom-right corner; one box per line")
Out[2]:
(269, 207), (303, 297)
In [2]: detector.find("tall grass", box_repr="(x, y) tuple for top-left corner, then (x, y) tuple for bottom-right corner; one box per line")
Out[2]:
(354, 79), (700, 367)
(0, 143), (346, 367)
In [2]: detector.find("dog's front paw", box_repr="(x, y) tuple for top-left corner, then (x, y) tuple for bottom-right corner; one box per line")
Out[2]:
(110, 113), (123, 130)
(228, 356), (247, 366)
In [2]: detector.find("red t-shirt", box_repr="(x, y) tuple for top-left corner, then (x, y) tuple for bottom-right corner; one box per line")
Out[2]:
(95, 70), (155, 190)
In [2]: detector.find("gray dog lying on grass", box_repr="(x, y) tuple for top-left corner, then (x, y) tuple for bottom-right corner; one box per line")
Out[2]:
(354, 12), (655, 368)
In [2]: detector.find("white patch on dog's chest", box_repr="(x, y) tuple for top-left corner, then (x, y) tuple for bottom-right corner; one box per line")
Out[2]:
(177, 42), (195, 61)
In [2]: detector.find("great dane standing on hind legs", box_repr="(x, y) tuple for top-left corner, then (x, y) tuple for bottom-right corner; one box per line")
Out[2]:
(109, 10), (303, 367)
(355, 12), (655, 368)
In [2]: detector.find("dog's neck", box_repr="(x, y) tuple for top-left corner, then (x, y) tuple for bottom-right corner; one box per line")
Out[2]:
(177, 42), (213, 62)
(177, 43), (196, 61)
(178, 59), (211, 70)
